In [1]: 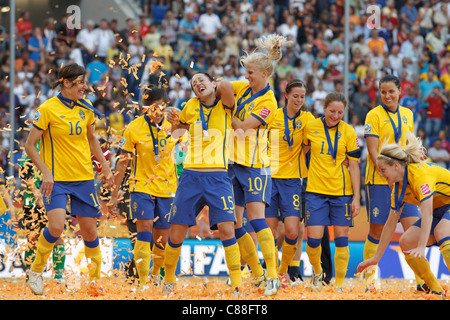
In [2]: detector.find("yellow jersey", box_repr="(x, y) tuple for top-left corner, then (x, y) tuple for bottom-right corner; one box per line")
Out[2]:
(269, 107), (315, 179)
(391, 162), (450, 212)
(32, 96), (96, 181)
(304, 117), (361, 196)
(120, 115), (177, 197)
(230, 81), (278, 168)
(179, 97), (232, 169)
(364, 104), (414, 185)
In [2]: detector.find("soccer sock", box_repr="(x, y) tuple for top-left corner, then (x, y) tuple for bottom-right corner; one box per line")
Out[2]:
(279, 236), (298, 274)
(84, 237), (102, 281)
(235, 226), (264, 278)
(250, 219), (277, 279)
(363, 235), (379, 287)
(52, 244), (66, 279)
(438, 237), (450, 272)
(223, 237), (242, 287)
(404, 253), (443, 294)
(31, 228), (59, 273)
(134, 231), (152, 287)
(164, 238), (182, 284)
(274, 238), (279, 271)
(306, 237), (322, 275)
(151, 243), (165, 277)
(334, 236), (349, 288)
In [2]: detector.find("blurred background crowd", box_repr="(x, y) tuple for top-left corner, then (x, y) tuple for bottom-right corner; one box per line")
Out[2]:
(1, 0), (450, 182)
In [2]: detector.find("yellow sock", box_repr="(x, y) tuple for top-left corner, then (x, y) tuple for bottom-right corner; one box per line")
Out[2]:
(334, 246), (349, 287)
(134, 239), (152, 287)
(256, 228), (277, 279)
(404, 254), (443, 294)
(84, 237), (102, 281)
(363, 236), (379, 287)
(439, 239), (450, 271)
(236, 230), (264, 278)
(223, 238), (242, 286)
(279, 237), (297, 274)
(151, 244), (165, 277)
(164, 239), (182, 284)
(306, 243), (322, 275)
(31, 228), (58, 273)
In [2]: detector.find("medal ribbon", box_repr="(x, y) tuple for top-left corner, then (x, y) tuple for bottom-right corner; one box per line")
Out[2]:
(382, 103), (402, 143)
(394, 166), (408, 212)
(322, 116), (339, 163)
(283, 107), (300, 148)
(145, 115), (160, 158)
(234, 84), (271, 118)
(199, 98), (218, 132)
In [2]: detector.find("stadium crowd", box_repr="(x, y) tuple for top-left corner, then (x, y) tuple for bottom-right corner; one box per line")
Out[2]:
(1, 0), (450, 187)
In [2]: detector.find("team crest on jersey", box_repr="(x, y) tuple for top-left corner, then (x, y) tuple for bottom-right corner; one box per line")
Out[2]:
(33, 110), (41, 122)
(79, 110), (85, 120)
(248, 102), (255, 112)
(364, 124), (371, 134)
(402, 115), (407, 124)
(295, 119), (302, 129)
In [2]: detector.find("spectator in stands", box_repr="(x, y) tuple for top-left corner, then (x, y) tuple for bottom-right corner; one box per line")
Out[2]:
(399, 0), (418, 31)
(77, 20), (98, 65)
(423, 86), (448, 137)
(95, 19), (115, 63)
(197, 4), (222, 53)
(427, 138), (450, 168)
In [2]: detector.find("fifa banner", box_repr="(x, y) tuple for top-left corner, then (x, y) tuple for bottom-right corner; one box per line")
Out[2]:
(0, 238), (448, 279)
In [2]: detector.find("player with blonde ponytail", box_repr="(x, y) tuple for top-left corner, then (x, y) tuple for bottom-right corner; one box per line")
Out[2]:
(228, 34), (293, 296)
(358, 132), (450, 297)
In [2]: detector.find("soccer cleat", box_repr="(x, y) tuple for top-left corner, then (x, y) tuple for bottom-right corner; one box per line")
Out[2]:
(264, 278), (280, 296)
(150, 274), (163, 287)
(310, 272), (323, 292)
(162, 282), (175, 294)
(28, 270), (44, 295)
(279, 273), (291, 289)
(417, 283), (430, 293)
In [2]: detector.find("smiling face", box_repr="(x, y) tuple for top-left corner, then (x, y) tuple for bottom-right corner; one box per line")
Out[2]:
(191, 73), (216, 101)
(245, 62), (268, 90)
(286, 86), (306, 114)
(380, 81), (401, 110)
(146, 98), (166, 124)
(376, 158), (404, 185)
(63, 75), (88, 100)
(324, 100), (345, 127)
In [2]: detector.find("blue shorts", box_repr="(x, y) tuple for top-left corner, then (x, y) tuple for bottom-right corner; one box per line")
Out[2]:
(304, 192), (354, 227)
(265, 178), (302, 221)
(228, 164), (272, 207)
(43, 180), (101, 218)
(413, 204), (450, 237)
(169, 169), (236, 230)
(129, 192), (172, 229)
(366, 184), (421, 224)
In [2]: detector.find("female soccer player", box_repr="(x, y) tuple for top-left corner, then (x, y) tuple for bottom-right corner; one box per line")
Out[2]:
(25, 62), (113, 295)
(363, 74), (423, 291)
(357, 132), (450, 297)
(162, 72), (242, 295)
(229, 34), (292, 296)
(20, 143), (66, 281)
(110, 86), (177, 291)
(303, 92), (361, 292)
(266, 79), (314, 287)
